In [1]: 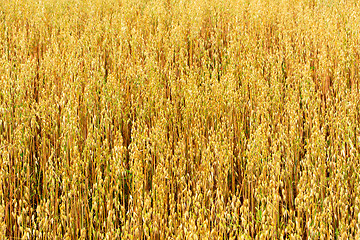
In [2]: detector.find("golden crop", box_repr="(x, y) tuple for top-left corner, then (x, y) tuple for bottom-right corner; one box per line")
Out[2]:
(1, 0), (360, 239)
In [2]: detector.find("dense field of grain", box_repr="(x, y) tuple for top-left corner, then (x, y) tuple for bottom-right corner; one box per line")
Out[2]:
(1, 0), (360, 239)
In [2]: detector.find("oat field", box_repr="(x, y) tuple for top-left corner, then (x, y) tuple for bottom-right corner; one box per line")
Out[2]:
(1, 0), (360, 239)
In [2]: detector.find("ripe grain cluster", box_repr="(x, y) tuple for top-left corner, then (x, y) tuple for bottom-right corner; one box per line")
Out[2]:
(1, 0), (360, 239)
